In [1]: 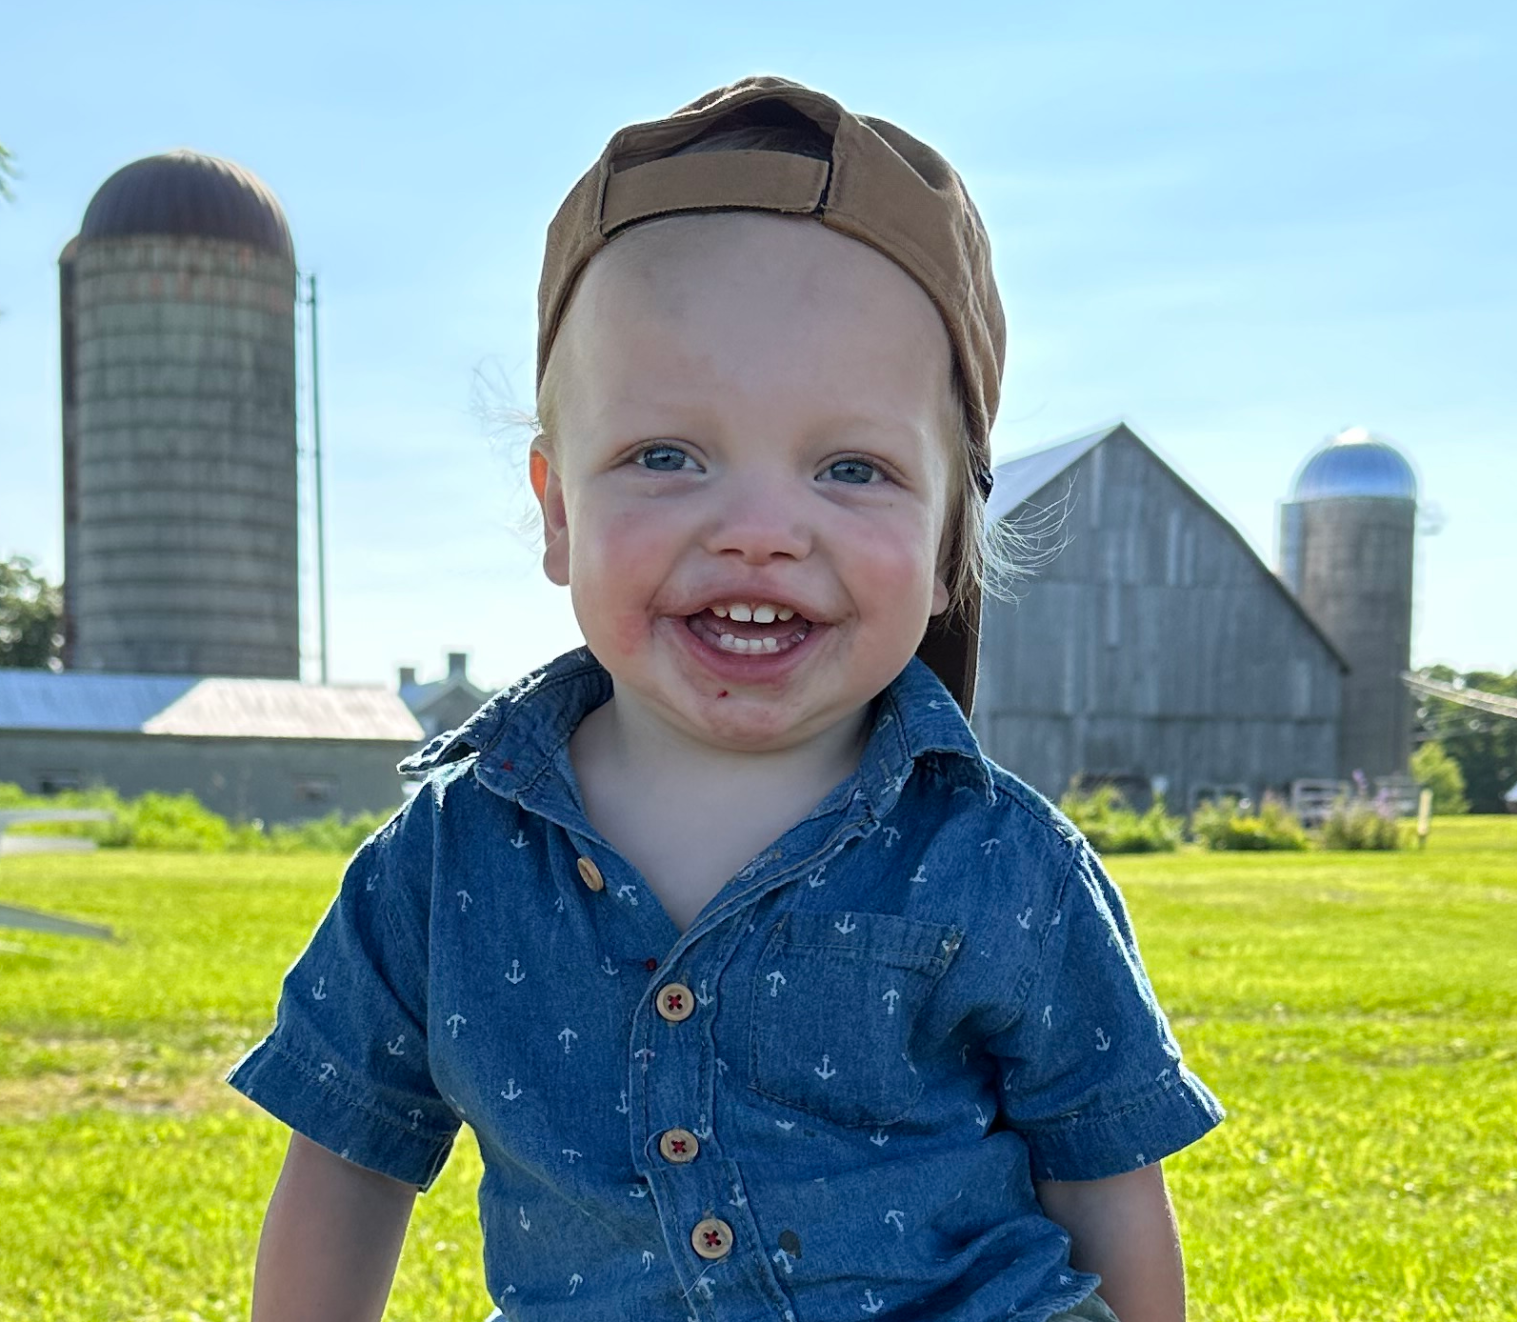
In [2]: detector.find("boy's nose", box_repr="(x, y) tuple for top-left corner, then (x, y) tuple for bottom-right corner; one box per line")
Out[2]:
(703, 473), (812, 563)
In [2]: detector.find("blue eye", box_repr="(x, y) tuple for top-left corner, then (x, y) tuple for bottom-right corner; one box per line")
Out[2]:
(636, 444), (694, 473)
(826, 458), (879, 485)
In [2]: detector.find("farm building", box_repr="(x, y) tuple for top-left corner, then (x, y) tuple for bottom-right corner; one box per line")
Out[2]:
(398, 652), (490, 740)
(0, 670), (422, 823)
(974, 423), (1348, 810)
(59, 149), (300, 678)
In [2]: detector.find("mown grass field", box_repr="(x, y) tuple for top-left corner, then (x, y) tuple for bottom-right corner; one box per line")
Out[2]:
(2, 818), (1514, 1321)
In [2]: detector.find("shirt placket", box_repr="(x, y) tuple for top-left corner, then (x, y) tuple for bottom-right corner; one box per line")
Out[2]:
(622, 806), (879, 1322)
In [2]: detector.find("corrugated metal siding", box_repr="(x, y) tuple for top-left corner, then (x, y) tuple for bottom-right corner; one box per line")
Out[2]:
(0, 672), (422, 743)
(0, 672), (195, 732)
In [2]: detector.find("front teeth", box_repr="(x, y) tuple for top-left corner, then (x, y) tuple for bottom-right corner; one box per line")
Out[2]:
(718, 634), (781, 654)
(711, 602), (797, 622)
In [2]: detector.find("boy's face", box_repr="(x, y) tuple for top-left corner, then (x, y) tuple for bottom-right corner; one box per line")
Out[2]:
(531, 212), (956, 755)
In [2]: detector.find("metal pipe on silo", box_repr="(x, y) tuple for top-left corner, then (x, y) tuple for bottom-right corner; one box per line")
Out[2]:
(308, 272), (330, 686)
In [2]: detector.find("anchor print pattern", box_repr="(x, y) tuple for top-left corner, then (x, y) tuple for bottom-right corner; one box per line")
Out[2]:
(229, 650), (1220, 1321)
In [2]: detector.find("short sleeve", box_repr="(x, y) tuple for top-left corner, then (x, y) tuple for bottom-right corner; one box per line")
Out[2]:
(225, 794), (461, 1191)
(987, 841), (1223, 1182)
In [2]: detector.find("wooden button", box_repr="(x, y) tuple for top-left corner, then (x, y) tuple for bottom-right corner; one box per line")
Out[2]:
(576, 856), (604, 892)
(656, 982), (695, 1022)
(691, 1216), (733, 1260)
(658, 1127), (700, 1163)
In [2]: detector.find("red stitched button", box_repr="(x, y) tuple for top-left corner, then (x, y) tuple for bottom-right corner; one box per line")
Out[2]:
(691, 1216), (733, 1260)
(576, 856), (605, 892)
(656, 983), (695, 1022)
(658, 1127), (700, 1163)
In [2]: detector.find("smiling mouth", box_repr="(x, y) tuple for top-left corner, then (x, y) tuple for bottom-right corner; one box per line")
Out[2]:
(685, 606), (815, 656)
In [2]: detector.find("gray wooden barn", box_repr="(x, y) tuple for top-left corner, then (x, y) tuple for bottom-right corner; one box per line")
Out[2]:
(973, 423), (1346, 810)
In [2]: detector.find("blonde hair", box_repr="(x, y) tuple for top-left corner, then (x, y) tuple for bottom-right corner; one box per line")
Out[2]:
(534, 119), (1035, 620)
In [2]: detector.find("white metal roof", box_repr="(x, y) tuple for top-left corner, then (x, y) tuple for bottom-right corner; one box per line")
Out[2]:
(985, 426), (1115, 524)
(0, 670), (423, 742)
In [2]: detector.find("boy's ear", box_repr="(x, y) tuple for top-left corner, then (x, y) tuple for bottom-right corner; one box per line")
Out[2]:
(930, 571), (950, 618)
(529, 444), (571, 586)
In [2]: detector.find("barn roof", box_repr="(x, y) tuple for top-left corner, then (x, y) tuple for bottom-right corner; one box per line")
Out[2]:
(986, 427), (1109, 524)
(0, 671), (423, 742)
(988, 422), (1350, 672)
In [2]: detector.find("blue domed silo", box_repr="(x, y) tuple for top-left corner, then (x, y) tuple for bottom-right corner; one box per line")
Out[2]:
(1279, 427), (1418, 781)
(59, 149), (299, 677)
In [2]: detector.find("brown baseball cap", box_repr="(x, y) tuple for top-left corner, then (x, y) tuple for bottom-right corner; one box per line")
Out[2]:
(537, 75), (1005, 715)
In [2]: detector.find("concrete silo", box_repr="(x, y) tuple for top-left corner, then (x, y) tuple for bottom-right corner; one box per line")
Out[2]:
(60, 149), (299, 677)
(1279, 427), (1417, 781)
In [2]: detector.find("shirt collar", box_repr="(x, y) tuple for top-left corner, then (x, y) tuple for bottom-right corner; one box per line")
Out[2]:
(397, 646), (992, 805)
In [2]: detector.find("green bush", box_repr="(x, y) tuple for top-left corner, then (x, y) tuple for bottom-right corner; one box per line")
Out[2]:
(1191, 795), (1309, 851)
(0, 782), (396, 853)
(1320, 796), (1406, 850)
(1410, 740), (1470, 815)
(1059, 783), (1183, 854)
(264, 811), (390, 855)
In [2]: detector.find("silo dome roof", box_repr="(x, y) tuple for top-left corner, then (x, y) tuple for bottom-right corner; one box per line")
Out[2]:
(79, 149), (293, 261)
(1291, 426), (1417, 503)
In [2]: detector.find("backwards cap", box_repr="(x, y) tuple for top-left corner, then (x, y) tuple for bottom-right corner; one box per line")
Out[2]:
(537, 75), (1005, 714)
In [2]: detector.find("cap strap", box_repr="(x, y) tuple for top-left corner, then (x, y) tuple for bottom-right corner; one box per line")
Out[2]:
(601, 151), (830, 235)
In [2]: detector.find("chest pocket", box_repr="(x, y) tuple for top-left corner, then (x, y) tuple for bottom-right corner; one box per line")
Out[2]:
(748, 910), (962, 1128)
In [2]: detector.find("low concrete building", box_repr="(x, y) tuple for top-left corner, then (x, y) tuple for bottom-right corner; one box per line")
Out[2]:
(0, 670), (422, 823)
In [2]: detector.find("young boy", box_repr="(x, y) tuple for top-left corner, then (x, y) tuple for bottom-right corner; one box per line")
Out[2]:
(228, 76), (1222, 1322)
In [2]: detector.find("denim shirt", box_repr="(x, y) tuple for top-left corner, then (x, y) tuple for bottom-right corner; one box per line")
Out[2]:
(226, 648), (1222, 1322)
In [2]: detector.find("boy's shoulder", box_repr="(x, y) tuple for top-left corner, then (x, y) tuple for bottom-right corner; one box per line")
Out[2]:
(911, 745), (1092, 891)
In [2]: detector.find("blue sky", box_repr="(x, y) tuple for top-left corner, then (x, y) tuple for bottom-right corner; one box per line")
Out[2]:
(2, 0), (1512, 688)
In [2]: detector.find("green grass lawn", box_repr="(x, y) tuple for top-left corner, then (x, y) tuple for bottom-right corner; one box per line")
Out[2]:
(2, 818), (1514, 1320)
